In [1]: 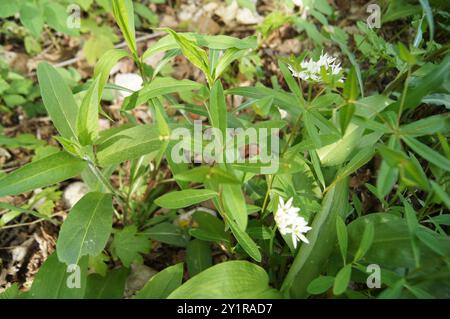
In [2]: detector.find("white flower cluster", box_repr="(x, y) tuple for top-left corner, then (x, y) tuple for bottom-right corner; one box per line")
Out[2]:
(275, 197), (312, 248)
(288, 52), (343, 83)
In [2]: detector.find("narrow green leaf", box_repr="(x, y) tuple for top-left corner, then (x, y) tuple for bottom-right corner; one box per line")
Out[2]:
(122, 77), (202, 110)
(111, 0), (137, 55)
(96, 124), (162, 166)
(0, 151), (86, 197)
(77, 77), (100, 145)
(154, 189), (218, 209)
(403, 136), (450, 171)
(227, 217), (261, 262)
(336, 216), (348, 264)
(93, 48), (130, 97)
(353, 222), (375, 261)
(222, 184), (248, 230)
(37, 62), (78, 140)
(144, 222), (189, 247)
(209, 80), (227, 136)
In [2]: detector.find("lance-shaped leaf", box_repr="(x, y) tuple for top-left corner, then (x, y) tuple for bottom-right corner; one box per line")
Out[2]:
(96, 124), (163, 166)
(402, 136), (450, 171)
(111, 0), (137, 56)
(56, 192), (113, 265)
(37, 62), (78, 140)
(94, 48), (130, 97)
(162, 28), (212, 85)
(154, 189), (218, 209)
(122, 77), (203, 110)
(143, 33), (257, 59)
(28, 253), (88, 299)
(77, 77), (100, 145)
(281, 179), (349, 298)
(227, 217), (261, 262)
(0, 151), (86, 197)
(209, 80), (227, 136)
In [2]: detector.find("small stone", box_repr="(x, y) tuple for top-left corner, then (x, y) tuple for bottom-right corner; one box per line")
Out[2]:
(125, 264), (158, 297)
(114, 73), (143, 100)
(62, 182), (89, 209)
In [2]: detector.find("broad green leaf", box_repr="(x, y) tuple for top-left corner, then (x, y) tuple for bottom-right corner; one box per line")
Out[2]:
(111, 225), (151, 267)
(154, 189), (218, 209)
(144, 222), (189, 247)
(0, 1), (19, 18)
(122, 77), (202, 110)
(404, 55), (450, 111)
(333, 264), (352, 295)
(307, 276), (334, 295)
(37, 62), (79, 140)
(317, 124), (362, 166)
(111, 0), (137, 56)
(77, 77), (100, 145)
(186, 239), (212, 277)
(19, 3), (43, 38)
(397, 42), (417, 65)
(84, 268), (129, 299)
(168, 261), (280, 298)
(135, 263), (184, 299)
(402, 136), (450, 171)
(56, 192), (113, 265)
(96, 124), (162, 166)
(189, 211), (229, 243)
(282, 179), (349, 298)
(28, 253), (88, 299)
(222, 184), (248, 230)
(0, 151), (86, 197)
(0, 283), (20, 299)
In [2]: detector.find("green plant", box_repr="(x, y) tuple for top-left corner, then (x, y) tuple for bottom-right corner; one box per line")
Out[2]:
(0, 0), (449, 299)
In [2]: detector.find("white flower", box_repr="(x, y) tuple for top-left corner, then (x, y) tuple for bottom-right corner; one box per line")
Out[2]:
(288, 52), (343, 83)
(275, 197), (312, 248)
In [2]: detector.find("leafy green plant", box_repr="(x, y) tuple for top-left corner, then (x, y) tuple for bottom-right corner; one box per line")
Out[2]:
(0, 0), (449, 299)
